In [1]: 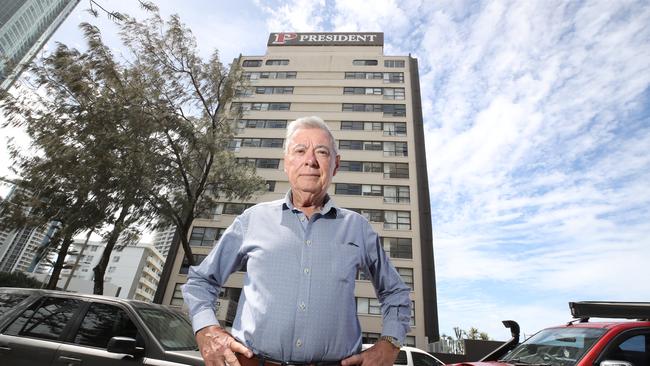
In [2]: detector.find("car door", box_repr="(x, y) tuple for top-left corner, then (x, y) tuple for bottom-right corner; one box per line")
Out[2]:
(52, 301), (145, 366)
(0, 296), (82, 366)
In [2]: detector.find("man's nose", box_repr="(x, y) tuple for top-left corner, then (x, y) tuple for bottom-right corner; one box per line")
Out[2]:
(304, 149), (319, 167)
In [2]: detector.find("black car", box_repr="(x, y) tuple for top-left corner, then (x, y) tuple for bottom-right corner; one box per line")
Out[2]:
(0, 287), (204, 365)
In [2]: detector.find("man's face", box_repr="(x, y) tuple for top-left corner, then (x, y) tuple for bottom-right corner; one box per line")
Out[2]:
(284, 128), (340, 199)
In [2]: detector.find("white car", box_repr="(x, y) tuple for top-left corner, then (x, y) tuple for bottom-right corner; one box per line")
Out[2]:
(362, 344), (444, 366)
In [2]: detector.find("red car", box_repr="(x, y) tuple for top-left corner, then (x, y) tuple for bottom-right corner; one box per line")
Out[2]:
(447, 301), (650, 366)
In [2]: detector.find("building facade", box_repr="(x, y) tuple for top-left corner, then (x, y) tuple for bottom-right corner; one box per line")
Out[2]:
(56, 240), (165, 302)
(159, 32), (438, 347)
(0, 0), (80, 90)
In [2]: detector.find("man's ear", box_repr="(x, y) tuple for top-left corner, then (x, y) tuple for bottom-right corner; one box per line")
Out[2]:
(332, 155), (340, 176)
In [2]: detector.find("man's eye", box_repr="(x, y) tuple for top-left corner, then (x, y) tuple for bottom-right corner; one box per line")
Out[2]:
(316, 149), (330, 156)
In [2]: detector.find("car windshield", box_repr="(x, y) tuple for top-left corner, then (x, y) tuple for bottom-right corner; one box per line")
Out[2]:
(135, 306), (197, 351)
(501, 327), (606, 366)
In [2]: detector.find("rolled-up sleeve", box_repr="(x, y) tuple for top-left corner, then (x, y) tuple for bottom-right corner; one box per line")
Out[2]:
(362, 223), (412, 343)
(182, 216), (247, 333)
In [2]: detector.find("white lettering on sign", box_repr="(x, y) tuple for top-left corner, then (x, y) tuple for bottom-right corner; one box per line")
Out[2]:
(269, 33), (383, 46)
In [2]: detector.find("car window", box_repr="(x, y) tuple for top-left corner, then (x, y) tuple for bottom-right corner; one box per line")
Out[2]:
(4, 297), (81, 341)
(0, 293), (29, 314)
(136, 307), (196, 351)
(412, 352), (442, 366)
(74, 302), (139, 349)
(603, 333), (649, 365)
(394, 350), (408, 365)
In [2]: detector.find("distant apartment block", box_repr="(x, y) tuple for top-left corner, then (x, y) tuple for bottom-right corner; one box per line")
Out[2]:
(152, 225), (176, 258)
(0, 0), (80, 90)
(56, 240), (165, 302)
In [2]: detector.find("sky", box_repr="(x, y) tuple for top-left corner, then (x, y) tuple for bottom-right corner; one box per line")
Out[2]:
(1, 0), (650, 342)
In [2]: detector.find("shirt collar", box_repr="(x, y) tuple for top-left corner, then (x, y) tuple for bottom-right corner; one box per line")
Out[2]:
(282, 189), (339, 218)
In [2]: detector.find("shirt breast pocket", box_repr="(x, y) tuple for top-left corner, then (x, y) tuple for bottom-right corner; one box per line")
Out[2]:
(332, 242), (362, 283)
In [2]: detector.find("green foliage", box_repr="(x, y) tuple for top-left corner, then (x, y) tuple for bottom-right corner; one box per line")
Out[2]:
(0, 6), (265, 294)
(0, 271), (45, 288)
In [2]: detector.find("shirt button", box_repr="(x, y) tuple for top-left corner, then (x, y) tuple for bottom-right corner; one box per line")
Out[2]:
(296, 339), (303, 348)
(304, 268), (310, 274)
(299, 302), (306, 311)
(300, 217), (306, 222)
(305, 240), (311, 245)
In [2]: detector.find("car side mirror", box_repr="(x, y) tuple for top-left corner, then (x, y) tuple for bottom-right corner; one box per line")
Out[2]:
(599, 360), (633, 366)
(107, 336), (144, 357)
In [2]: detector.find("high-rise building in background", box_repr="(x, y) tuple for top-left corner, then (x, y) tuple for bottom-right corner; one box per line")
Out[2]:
(0, 0), (80, 90)
(157, 32), (439, 347)
(152, 225), (176, 258)
(51, 239), (165, 302)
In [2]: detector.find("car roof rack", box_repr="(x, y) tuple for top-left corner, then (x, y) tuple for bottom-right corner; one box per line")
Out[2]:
(569, 301), (650, 321)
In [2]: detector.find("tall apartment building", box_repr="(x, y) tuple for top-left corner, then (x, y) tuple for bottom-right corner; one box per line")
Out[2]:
(0, 185), (58, 273)
(158, 32), (438, 347)
(151, 225), (176, 258)
(0, 0), (80, 90)
(54, 240), (165, 302)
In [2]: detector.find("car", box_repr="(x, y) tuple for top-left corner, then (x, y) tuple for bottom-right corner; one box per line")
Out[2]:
(0, 287), (204, 366)
(363, 343), (445, 366)
(446, 301), (650, 366)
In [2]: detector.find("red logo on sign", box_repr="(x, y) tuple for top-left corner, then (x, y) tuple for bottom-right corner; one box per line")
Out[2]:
(271, 33), (298, 44)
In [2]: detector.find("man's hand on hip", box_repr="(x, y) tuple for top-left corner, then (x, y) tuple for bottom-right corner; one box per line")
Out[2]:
(340, 340), (400, 366)
(195, 325), (252, 366)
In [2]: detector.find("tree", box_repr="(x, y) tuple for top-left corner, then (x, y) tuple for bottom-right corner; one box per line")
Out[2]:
(0, 7), (264, 294)
(0, 271), (45, 288)
(115, 12), (265, 270)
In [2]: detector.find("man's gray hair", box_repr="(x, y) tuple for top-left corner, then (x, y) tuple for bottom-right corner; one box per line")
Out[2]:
(285, 116), (338, 155)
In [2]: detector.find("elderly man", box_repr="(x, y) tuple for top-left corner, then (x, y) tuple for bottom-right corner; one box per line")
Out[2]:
(183, 116), (411, 366)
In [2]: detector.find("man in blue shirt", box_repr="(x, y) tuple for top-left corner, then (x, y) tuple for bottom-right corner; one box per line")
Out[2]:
(183, 116), (412, 366)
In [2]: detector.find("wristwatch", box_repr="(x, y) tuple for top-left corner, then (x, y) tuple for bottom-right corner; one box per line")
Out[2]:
(379, 335), (402, 349)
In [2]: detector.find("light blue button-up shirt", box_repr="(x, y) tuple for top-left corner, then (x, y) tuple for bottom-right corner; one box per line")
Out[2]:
(182, 191), (411, 362)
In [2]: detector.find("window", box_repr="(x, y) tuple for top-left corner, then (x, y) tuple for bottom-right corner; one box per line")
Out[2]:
(384, 141), (408, 157)
(362, 185), (383, 196)
(364, 162), (383, 172)
(180, 254), (208, 274)
(360, 209), (383, 223)
(189, 226), (218, 247)
(382, 237), (413, 259)
(266, 59), (289, 65)
(255, 86), (294, 94)
(397, 267), (414, 290)
(339, 140), (363, 150)
(410, 301), (416, 326)
(339, 161), (363, 172)
(112, 256), (120, 262)
(242, 59), (262, 67)
(383, 122), (407, 136)
(384, 72), (404, 83)
(340, 121), (364, 130)
(362, 332), (380, 344)
(335, 183), (362, 195)
(364, 141), (383, 151)
(0, 293), (29, 314)
(256, 159), (280, 169)
(265, 180), (276, 192)
(108, 266), (116, 273)
(384, 162), (409, 179)
(395, 350), (408, 365)
(603, 333), (650, 366)
(343, 87), (382, 95)
(384, 185), (410, 203)
(405, 336), (416, 347)
(223, 203), (248, 215)
(412, 351), (442, 366)
(353, 60), (378, 66)
(384, 60), (405, 68)
(171, 283), (184, 306)
(356, 297), (381, 315)
(5, 297), (81, 341)
(384, 211), (411, 230)
(261, 71), (297, 79)
(90, 246), (97, 252)
(383, 88), (405, 100)
(74, 303), (138, 349)
(382, 104), (406, 116)
(242, 119), (287, 129)
(344, 72), (383, 80)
